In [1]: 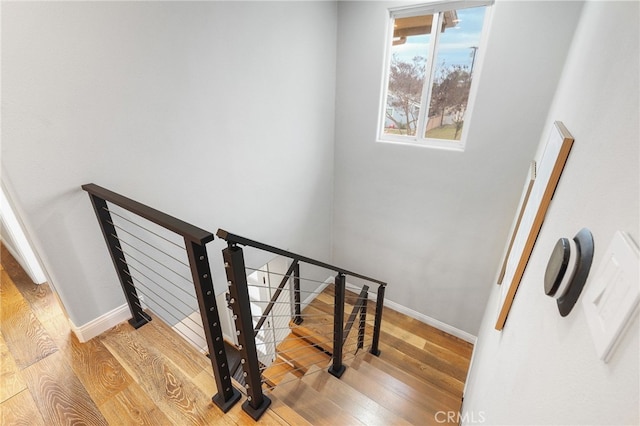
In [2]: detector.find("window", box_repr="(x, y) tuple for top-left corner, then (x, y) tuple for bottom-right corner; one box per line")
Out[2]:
(379, 1), (493, 150)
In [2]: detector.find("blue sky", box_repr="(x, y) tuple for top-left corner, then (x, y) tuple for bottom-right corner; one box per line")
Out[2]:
(392, 6), (487, 70)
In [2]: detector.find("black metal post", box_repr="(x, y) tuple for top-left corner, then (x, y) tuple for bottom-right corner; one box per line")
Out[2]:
(293, 262), (302, 325)
(186, 240), (240, 413)
(87, 194), (150, 328)
(358, 292), (368, 351)
(329, 273), (346, 378)
(370, 284), (386, 356)
(222, 244), (271, 420)
(343, 286), (368, 346)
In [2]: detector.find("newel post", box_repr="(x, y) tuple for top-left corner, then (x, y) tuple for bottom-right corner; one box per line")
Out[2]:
(329, 272), (346, 378)
(370, 283), (386, 356)
(222, 243), (271, 420)
(185, 240), (241, 412)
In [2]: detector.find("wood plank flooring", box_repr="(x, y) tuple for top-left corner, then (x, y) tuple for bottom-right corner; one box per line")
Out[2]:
(0, 245), (473, 424)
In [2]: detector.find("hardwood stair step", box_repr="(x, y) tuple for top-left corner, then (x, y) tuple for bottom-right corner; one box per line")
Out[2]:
(308, 284), (470, 397)
(276, 334), (330, 374)
(291, 322), (363, 356)
(264, 392), (314, 426)
(291, 306), (333, 352)
(321, 284), (473, 358)
(376, 338), (465, 398)
(339, 355), (441, 425)
(306, 288), (364, 323)
(269, 372), (365, 425)
(262, 356), (303, 389)
(358, 351), (462, 412)
(302, 364), (412, 426)
(295, 303), (368, 354)
(316, 284), (366, 306)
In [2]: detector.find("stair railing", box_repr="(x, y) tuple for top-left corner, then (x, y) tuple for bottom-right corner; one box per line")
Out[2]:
(253, 259), (302, 335)
(217, 228), (387, 420)
(82, 184), (241, 413)
(343, 285), (369, 351)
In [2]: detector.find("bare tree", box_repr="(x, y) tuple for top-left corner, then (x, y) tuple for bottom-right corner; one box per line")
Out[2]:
(385, 54), (425, 135)
(429, 63), (472, 139)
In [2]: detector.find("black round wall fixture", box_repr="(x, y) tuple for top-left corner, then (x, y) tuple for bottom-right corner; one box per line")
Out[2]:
(544, 228), (594, 317)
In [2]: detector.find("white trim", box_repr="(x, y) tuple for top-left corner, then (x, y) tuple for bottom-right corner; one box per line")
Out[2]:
(0, 186), (47, 284)
(462, 338), (479, 398)
(384, 298), (477, 344)
(344, 281), (477, 344)
(1, 239), (33, 277)
(70, 303), (132, 343)
(390, 0), (494, 17)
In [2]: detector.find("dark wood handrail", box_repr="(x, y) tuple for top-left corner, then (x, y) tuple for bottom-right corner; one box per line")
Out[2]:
(82, 184), (214, 244)
(217, 229), (387, 287)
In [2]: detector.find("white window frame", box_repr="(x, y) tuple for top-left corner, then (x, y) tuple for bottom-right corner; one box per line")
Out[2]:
(377, 0), (494, 151)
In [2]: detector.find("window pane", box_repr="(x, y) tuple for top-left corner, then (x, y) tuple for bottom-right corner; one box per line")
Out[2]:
(425, 6), (486, 141)
(383, 15), (433, 137)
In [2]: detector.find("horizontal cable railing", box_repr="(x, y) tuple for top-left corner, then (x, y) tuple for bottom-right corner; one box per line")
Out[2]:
(217, 228), (387, 420)
(82, 184), (242, 413)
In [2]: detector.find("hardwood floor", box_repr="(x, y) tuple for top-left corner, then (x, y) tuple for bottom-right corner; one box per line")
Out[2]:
(0, 245), (473, 425)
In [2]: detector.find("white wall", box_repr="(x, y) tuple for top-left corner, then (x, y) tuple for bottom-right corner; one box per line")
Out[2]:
(462, 1), (639, 424)
(332, 1), (583, 335)
(1, 1), (337, 327)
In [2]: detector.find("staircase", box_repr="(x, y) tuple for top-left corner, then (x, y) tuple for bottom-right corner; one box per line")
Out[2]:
(259, 285), (470, 425)
(81, 184), (473, 425)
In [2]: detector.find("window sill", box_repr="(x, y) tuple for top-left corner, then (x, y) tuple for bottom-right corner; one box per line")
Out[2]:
(376, 135), (466, 152)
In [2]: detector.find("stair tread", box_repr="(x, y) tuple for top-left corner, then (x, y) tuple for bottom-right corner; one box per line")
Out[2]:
(302, 364), (412, 426)
(291, 306), (332, 352)
(270, 372), (366, 426)
(347, 354), (463, 418)
(263, 285), (471, 423)
(316, 285), (365, 306)
(266, 392), (314, 426)
(377, 338), (466, 398)
(358, 352), (461, 408)
(262, 356), (303, 388)
(294, 305), (366, 354)
(307, 286), (469, 396)
(277, 334), (330, 373)
(338, 356), (436, 425)
(321, 284), (473, 358)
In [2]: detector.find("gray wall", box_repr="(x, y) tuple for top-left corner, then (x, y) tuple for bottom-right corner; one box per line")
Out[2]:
(1, 1), (338, 326)
(463, 1), (639, 424)
(332, 1), (584, 334)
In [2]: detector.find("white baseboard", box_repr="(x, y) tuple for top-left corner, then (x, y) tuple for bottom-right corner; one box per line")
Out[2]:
(70, 303), (132, 343)
(383, 298), (477, 344)
(343, 281), (477, 344)
(462, 340), (480, 398)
